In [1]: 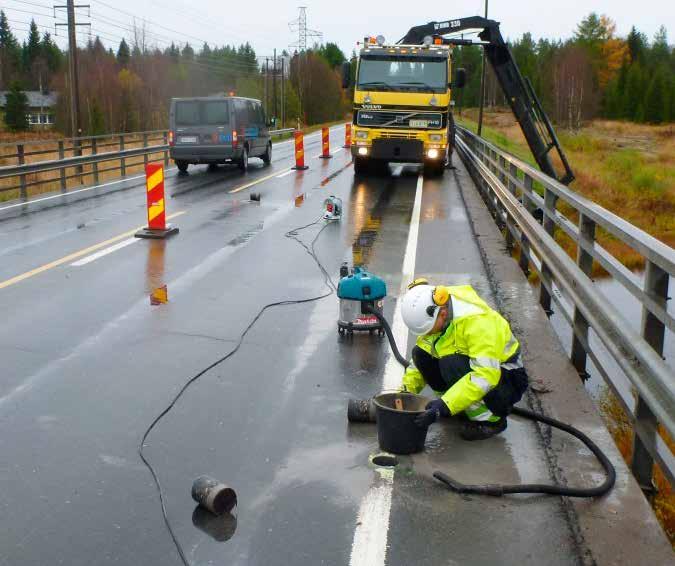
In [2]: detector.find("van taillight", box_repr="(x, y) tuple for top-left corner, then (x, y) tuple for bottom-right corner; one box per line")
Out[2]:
(168, 130), (174, 146)
(232, 130), (238, 146)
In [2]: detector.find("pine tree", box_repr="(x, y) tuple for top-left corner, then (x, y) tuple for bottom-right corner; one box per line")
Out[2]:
(23, 20), (41, 72)
(88, 97), (105, 135)
(643, 66), (669, 123)
(116, 39), (130, 67)
(4, 81), (29, 131)
(41, 32), (62, 73)
(626, 26), (647, 63)
(622, 63), (645, 121)
(0, 10), (21, 87)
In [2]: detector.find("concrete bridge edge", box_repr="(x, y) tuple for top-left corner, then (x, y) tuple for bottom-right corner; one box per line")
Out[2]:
(452, 166), (674, 565)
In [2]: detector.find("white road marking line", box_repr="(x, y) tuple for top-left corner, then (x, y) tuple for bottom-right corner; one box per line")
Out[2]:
(228, 168), (292, 194)
(0, 168), (178, 213)
(70, 237), (140, 266)
(348, 173), (424, 566)
(332, 147), (344, 154)
(275, 169), (295, 179)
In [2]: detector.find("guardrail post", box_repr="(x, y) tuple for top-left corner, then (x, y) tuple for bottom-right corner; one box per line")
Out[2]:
(119, 135), (126, 176)
(91, 138), (99, 184)
(143, 133), (149, 166)
(17, 144), (27, 200)
(631, 260), (669, 495)
(570, 213), (596, 381)
(518, 174), (535, 274)
(504, 162), (518, 251)
(163, 132), (169, 168)
(539, 187), (558, 316)
(58, 141), (67, 192)
(74, 137), (83, 184)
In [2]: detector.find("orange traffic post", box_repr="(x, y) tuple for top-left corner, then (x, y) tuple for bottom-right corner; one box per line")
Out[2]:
(319, 127), (332, 159)
(343, 123), (352, 148)
(292, 130), (309, 170)
(135, 163), (179, 239)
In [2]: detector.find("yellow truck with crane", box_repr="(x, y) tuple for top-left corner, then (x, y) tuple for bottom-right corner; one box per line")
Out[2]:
(344, 34), (464, 176)
(342, 17), (574, 184)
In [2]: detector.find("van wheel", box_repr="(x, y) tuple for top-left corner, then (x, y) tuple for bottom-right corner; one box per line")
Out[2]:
(238, 146), (249, 172)
(262, 142), (272, 165)
(176, 160), (188, 173)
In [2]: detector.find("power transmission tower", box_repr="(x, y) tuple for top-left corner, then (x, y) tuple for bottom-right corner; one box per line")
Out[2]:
(288, 6), (322, 52)
(288, 7), (322, 124)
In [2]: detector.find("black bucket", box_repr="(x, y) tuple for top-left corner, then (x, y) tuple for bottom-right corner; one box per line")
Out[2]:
(373, 392), (430, 454)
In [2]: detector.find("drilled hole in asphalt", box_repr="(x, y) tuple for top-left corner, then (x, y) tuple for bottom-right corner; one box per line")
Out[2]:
(372, 455), (399, 468)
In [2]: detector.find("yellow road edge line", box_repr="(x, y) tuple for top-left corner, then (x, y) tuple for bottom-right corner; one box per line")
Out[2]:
(228, 168), (292, 194)
(0, 210), (186, 291)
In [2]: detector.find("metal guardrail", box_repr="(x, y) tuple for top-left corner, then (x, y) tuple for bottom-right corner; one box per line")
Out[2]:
(455, 125), (675, 491)
(0, 128), (296, 201)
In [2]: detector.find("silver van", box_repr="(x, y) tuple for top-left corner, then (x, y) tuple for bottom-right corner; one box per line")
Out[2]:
(169, 96), (272, 173)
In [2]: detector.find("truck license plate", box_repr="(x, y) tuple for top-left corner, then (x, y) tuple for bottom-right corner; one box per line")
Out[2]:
(409, 120), (428, 128)
(179, 136), (198, 143)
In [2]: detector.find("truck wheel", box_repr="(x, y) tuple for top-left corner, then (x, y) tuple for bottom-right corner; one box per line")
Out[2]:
(353, 156), (369, 175)
(424, 161), (444, 177)
(175, 160), (188, 173)
(262, 142), (272, 165)
(238, 146), (249, 172)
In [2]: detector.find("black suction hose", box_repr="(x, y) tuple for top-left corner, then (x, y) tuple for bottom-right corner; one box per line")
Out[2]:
(363, 305), (616, 498)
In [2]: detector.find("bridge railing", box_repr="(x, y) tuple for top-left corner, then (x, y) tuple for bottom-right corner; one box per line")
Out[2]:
(0, 128), (295, 202)
(456, 125), (675, 492)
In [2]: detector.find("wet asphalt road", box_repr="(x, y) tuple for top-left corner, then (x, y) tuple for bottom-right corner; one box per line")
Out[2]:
(0, 127), (578, 565)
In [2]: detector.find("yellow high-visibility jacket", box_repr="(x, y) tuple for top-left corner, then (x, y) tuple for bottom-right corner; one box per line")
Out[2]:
(402, 285), (519, 415)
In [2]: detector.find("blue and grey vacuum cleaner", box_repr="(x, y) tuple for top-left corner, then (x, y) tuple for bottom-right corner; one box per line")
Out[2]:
(337, 264), (387, 335)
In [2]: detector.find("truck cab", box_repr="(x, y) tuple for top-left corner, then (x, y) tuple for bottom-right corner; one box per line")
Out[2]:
(347, 35), (464, 176)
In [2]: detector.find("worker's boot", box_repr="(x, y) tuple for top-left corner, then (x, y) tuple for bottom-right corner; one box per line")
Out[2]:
(460, 418), (507, 441)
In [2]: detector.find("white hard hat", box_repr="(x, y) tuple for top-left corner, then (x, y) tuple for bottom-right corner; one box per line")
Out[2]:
(401, 284), (438, 335)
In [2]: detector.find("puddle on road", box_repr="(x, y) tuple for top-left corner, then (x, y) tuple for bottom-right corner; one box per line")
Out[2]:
(145, 240), (168, 304)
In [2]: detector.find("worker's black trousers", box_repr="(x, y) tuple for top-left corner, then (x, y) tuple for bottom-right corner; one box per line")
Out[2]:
(411, 347), (529, 417)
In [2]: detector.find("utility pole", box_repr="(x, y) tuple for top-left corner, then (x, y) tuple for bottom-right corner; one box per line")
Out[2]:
(477, 0), (488, 136)
(263, 58), (269, 116)
(281, 57), (285, 128)
(55, 1), (90, 138)
(273, 49), (277, 124)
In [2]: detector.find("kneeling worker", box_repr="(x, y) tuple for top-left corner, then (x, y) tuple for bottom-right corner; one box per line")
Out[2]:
(400, 279), (528, 440)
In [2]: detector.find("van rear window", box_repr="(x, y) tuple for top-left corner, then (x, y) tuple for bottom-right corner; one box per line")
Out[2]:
(203, 101), (230, 125)
(175, 101), (200, 126)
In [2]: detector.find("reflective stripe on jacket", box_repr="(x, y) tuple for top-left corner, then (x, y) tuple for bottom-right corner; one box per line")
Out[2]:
(402, 285), (520, 415)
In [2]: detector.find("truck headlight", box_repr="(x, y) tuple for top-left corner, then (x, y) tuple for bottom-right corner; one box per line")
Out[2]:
(427, 149), (439, 159)
(429, 134), (443, 141)
(355, 131), (368, 139)
(358, 147), (369, 156)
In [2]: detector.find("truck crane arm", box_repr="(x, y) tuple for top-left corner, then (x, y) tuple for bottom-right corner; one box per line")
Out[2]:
(400, 17), (574, 185)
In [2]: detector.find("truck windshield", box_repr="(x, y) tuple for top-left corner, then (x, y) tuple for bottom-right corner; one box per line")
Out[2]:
(357, 56), (447, 93)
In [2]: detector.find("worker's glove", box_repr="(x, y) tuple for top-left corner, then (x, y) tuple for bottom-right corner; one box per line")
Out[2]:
(414, 399), (451, 429)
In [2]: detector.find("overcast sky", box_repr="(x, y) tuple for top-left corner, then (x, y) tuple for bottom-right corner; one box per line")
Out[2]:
(5, 0), (673, 58)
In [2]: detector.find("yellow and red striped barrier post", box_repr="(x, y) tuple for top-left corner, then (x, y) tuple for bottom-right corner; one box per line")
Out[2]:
(292, 130), (309, 170)
(320, 127), (332, 159)
(343, 123), (352, 148)
(135, 163), (179, 239)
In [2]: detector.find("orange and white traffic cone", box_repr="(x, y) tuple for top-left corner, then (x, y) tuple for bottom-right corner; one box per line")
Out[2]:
(343, 123), (352, 148)
(320, 127), (332, 159)
(292, 131), (309, 170)
(135, 163), (179, 239)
